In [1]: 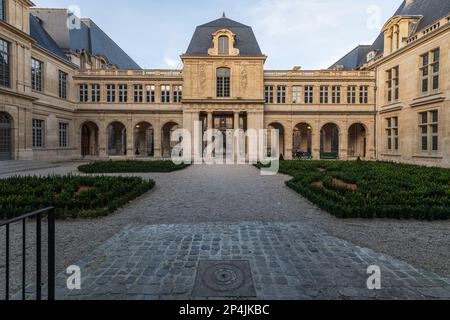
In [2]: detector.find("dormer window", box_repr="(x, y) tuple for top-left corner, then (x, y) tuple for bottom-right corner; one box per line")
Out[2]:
(218, 36), (229, 55)
(208, 29), (239, 56)
(366, 51), (376, 62)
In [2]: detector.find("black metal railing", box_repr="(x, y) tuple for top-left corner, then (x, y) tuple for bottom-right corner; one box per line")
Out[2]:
(1, 207), (55, 301)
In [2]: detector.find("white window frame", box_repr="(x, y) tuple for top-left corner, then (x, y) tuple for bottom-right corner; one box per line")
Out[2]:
(304, 86), (313, 104)
(292, 86), (301, 104)
(59, 122), (69, 148)
(32, 119), (45, 148)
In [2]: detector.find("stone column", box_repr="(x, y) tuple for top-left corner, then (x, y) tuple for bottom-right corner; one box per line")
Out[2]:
(234, 112), (240, 129)
(153, 120), (162, 158)
(312, 121), (321, 160)
(126, 117), (134, 159)
(207, 112), (213, 130)
(284, 122), (293, 160)
(339, 125), (348, 160)
(99, 127), (108, 158)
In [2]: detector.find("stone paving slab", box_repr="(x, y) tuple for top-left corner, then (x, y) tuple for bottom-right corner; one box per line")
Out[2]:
(50, 222), (450, 300)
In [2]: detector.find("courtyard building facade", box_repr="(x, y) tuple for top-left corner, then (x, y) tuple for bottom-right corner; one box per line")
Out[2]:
(0, 0), (449, 166)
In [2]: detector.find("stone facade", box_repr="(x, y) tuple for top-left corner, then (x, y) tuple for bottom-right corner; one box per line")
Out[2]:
(0, 1), (448, 166)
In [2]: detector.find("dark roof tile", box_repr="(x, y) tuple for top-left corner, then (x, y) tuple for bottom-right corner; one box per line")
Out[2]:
(29, 14), (70, 62)
(186, 17), (263, 56)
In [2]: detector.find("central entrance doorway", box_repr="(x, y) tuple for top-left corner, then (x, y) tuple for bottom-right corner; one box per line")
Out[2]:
(0, 112), (12, 161)
(213, 112), (235, 157)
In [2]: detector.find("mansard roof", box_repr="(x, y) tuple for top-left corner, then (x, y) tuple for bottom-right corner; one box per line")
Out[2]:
(186, 16), (263, 56)
(29, 14), (70, 62)
(330, 0), (450, 70)
(368, 0), (450, 53)
(30, 8), (140, 69)
(70, 19), (141, 69)
(329, 45), (371, 71)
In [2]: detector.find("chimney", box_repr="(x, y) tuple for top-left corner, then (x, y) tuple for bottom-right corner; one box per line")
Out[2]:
(405, 0), (414, 6)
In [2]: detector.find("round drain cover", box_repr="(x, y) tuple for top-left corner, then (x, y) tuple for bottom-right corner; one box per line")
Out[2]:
(202, 262), (246, 292)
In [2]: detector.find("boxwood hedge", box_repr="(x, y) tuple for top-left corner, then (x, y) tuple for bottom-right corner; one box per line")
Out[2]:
(0, 175), (155, 220)
(257, 160), (450, 220)
(78, 160), (190, 173)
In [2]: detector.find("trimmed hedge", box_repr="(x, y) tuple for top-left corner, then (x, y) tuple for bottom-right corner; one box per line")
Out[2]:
(0, 175), (155, 219)
(256, 161), (450, 220)
(78, 160), (190, 173)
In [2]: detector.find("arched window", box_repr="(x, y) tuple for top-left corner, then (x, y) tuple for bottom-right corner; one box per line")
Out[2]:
(217, 67), (230, 97)
(218, 36), (229, 55)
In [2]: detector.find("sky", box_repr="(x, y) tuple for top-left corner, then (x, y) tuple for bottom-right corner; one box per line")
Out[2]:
(34, 0), (404, 70)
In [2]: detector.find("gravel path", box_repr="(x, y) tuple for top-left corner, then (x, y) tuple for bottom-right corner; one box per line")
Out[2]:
(0, 163), (449, 297)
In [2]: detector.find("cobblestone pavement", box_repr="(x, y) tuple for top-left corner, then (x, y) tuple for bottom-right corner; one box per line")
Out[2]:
(2, 162), (450, 299)
(54, 223), (450, 300)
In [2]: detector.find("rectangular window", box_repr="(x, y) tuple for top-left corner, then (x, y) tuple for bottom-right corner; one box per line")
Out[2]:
(431, 48), (440, 92)
(347, 86), (356, 104)
(0, 0), (5, 21)
(59, 122), (68, 148)
(31, 58), (43, 91)
(91, 84), (100, 102)
(118, 84), (128, 103)
(393, 117), (399, 151)
(360, 86), (368, 104)
(393, 66), (399, 101)
(420, 49), (440, 95)
(420, 54), (429, 94)
(386, 118), (392, 150)
(106, 84), (116, 102)
(58, 71), (67, 99)
(264, 85), (274, 104)
(332, 86), (341, 104)
(320, 86), (328, 104)
(146, 85), (155, 103)
(134, 84), (143, 103)
(32, 119), (44, 148)
(173, 85), (182, 103)
(161, 85), (170, 103)
(217, 68), (230, 97)
(79, 84), (88, 102)
(419, 110), (439, 152)
(304, 86), (313, 104)
(386, 69), (393, 103)
(0, 38), (10, 87)
(386, 66), (399, 103)
(277, 85), (286, 104)
(292, 86), (301, 104)
(385, 117), (399, 151)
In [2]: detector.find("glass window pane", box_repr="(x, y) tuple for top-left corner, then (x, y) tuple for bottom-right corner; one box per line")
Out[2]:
(432, 136), (438, 151)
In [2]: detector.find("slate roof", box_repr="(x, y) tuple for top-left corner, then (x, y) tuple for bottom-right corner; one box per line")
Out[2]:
(368, 0), (450, 53)
(29, 14), (70, 62)
(329, 0), (450, 70)
(329, 45), (371, 71)
(186, 16), (263, 56)
(69, 19), (141, 69)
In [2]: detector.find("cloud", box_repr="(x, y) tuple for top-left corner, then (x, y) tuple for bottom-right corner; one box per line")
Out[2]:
(164, 57), (179, 68)
(245, 0), (378, 69)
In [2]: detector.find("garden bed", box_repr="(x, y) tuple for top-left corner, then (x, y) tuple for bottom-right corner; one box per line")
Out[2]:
(78, 160), (190, 173)
(256, 161), (450, 220)
(0, 175), (155, 219)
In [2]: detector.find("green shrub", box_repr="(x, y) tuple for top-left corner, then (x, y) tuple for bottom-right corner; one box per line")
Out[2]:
(78, 160), (190, 173)
(0, 175), (155, 219)
(257, 160), (450, 220)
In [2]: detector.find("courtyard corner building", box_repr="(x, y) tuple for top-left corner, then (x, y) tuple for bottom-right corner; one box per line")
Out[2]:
(0, 0), (449, 167)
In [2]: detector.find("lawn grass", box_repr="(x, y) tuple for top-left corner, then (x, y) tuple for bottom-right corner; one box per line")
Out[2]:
(0, 175), (155, 219)
(256, 160), (450, 220)
(78, 160), (190, 173)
